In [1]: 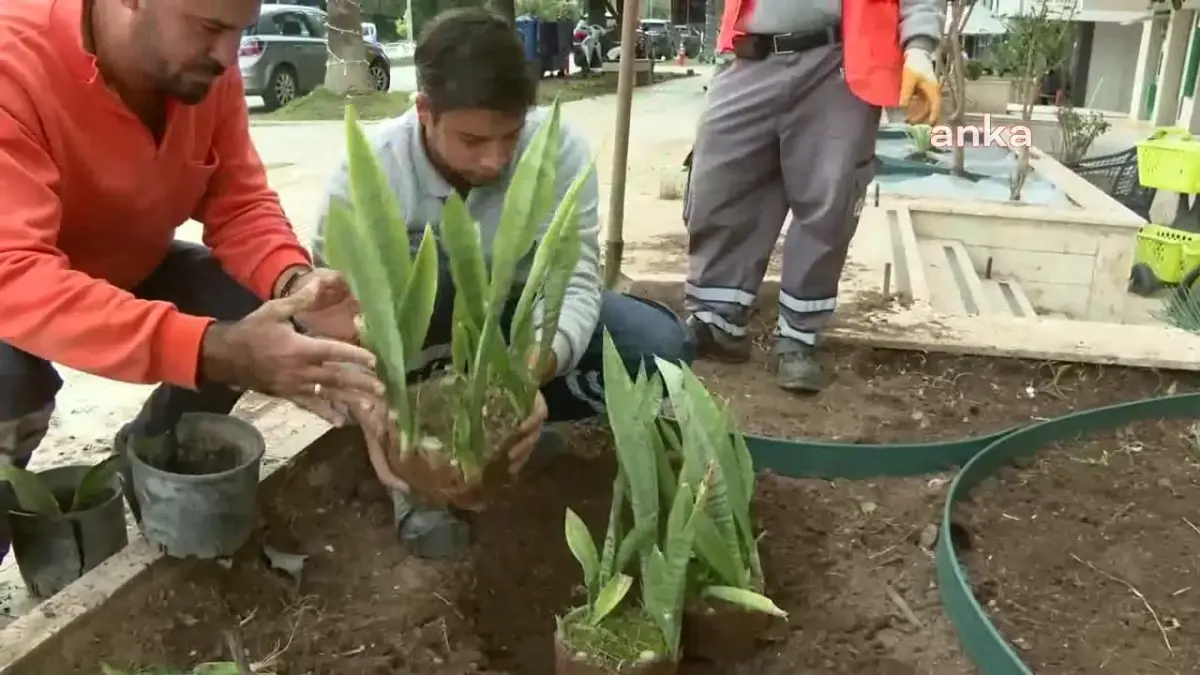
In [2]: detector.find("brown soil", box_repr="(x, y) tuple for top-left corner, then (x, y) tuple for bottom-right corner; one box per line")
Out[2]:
(958, 419), (1200, 674)
(633, 282), (1200, 443)
(19, 298), (1200, 674)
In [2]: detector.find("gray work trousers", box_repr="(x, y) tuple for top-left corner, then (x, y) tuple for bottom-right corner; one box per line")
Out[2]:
(684, 43), (881, 345)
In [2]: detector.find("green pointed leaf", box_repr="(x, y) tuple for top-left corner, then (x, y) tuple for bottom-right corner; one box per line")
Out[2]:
(323, 203), (413, 437)
(440, 193), (489, 332)
(344, 105), (411, 292)
(488, 103), (562, 310)
(70, 455), (121, 512)
(589, 573), (633, 626)
(602, 331), (659, 535)
(598, 469), (627, 581)
(702, 585), (788, 618)
(565, 508), (600, 595)
(509, 162), (591, 371)
(692, 510), (747, 588)
(0, 464), (60, 516)
(397, 224), (439, 367)
(614, 518), (656, 575)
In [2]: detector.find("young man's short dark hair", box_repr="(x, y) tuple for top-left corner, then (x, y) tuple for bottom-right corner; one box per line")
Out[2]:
(414, 8), (537, 116)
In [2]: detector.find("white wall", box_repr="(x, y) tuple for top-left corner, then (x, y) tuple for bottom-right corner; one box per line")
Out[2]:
(1083, 22), (1142, 112)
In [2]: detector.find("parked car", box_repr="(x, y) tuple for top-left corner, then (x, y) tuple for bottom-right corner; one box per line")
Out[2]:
(239, 4), (392, 111)
(362, 21), (379, 44)
(639, 19), (677, 60)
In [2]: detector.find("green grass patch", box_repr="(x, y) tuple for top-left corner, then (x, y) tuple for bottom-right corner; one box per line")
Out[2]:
(263, 88), (413, 122)
(256, 70), (695, 122)
(536, 70), (694, 105)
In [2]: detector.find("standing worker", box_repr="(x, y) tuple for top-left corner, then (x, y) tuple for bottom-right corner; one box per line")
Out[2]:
(683, 0), (944, 392)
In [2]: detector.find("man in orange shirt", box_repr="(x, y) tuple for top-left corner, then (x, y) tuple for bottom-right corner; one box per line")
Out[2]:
(0, 0), (384, 557)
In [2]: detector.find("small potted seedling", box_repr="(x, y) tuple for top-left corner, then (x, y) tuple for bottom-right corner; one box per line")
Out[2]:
(556, 334), (711, 674)
(555, 469), (661, 674)
(121, 413), (267, 559)
(656, 358), (787, 663)
(322, 100), (589, 509)
(1, 456), (126, 598)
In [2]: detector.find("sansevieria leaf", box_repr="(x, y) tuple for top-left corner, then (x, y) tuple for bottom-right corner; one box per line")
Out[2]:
(565, 508), (600, 597)
(343, 106), (412, 294)
(487, 103), (562, 310)
(0, 460), (61, 516)
(702, 585), (788, 617)
(590, 573), (633, 626)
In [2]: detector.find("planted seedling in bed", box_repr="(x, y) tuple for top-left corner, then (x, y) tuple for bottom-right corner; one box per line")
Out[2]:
(656, 358), (787, 663)
(323, 100), (590, 508)
(555, 333), (713, 674)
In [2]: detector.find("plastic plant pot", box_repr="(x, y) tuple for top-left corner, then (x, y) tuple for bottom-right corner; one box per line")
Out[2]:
(554, 608), (678, 675)
(8, 465), (128, 598)
(126, 413), (265, 559)
(681, 598), (778, 663)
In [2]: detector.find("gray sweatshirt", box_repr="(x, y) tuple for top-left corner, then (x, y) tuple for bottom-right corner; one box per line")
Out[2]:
(311, 107), (602, 377)
(739, 0), (943, 52)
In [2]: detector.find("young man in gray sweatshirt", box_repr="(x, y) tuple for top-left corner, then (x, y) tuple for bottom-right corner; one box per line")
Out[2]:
(313, 8), (694, 559)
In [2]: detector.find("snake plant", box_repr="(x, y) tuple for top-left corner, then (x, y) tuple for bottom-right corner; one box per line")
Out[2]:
(0, 456), (121, 516)
(655, 358), (786, 618)
(559, 332), (713, 664)
(322, 101), (588, 482)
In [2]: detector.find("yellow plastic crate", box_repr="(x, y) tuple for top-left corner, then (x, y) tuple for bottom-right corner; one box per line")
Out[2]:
(1136, 128), (1200, 193)
(1135, 224), (1200, 283)
(1183, 240), (1200, 280)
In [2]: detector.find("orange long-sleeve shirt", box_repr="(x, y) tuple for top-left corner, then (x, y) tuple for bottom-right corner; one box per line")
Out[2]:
(0, 0), (312, 389)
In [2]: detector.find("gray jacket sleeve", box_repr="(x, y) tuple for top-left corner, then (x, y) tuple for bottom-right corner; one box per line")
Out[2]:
(537, 124), (602, 376)
(899, 0), (944, 51)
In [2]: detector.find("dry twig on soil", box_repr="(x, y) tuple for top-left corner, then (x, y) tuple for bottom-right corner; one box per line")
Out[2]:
(1070, 553), (1173, 655)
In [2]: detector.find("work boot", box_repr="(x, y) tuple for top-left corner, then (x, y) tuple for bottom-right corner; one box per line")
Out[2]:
(391, 429), (566, 560)
(776, 340), (828, 393)
(685, 314), (751, 363)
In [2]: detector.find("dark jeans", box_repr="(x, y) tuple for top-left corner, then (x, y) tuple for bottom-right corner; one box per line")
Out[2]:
(407, 253), (695, 421)
(0, 242), (259, 557)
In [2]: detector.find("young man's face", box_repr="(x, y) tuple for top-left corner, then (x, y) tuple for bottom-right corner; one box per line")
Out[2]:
(417, 95), (526, 187)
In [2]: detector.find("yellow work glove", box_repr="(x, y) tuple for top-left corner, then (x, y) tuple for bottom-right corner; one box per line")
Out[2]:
(899, 48), (941, 125)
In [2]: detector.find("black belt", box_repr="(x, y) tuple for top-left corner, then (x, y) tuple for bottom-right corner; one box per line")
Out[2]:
(731, 27), (841, 60)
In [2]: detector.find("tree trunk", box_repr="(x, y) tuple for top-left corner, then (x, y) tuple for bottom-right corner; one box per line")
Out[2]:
(493, 0), (516, 21)
(1009, 75), (1040, 202)
(701, 0), (719, 62)
(324, 0), (374, 94)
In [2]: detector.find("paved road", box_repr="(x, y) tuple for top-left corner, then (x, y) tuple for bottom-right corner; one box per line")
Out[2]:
(245, 64), (418, 111)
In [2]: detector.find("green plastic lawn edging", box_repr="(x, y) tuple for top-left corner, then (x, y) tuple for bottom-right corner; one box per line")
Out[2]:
(930, 392), (1200, 675)
(740, 427), (1013, 479)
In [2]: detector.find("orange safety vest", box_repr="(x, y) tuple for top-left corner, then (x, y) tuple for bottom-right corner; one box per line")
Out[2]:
(716, 0), (903, 107)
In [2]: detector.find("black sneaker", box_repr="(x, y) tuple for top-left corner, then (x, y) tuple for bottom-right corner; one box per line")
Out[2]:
(776, 341), (828, 393)
(685, 314), (751, 363)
